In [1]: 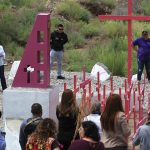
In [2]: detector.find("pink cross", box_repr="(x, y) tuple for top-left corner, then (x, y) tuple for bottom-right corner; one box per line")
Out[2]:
(99, 0), (150, 85)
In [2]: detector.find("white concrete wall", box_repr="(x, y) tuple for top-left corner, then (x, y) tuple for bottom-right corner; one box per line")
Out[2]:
(3, 86), (59, 122)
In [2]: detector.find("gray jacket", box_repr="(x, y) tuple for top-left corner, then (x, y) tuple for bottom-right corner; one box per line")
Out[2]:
(133, 124), (150, 150)
(0, 45), (5, 66)
(102, 112), (131, 148)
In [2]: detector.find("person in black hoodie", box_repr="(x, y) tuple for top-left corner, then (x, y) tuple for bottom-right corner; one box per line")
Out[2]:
(50, 24), (68, 79)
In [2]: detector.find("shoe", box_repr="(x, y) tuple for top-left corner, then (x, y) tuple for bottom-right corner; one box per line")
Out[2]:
(57, 76), (65, 79)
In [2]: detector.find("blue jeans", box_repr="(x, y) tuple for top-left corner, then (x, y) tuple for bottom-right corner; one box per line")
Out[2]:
(137, 59), (150, 81)
(50, 49), (64, 76)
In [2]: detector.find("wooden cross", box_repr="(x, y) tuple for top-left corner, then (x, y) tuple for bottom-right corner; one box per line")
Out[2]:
(99, 0), (150, 85)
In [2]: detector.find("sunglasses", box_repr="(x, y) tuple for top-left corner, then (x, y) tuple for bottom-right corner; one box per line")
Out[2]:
(59, 28), (64, 31)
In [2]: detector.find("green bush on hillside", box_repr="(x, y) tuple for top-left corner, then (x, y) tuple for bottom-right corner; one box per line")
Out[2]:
(66, 31), (85, 49)
(81, 23), (100, 38)
(141, 0), (150, 15)
(57, 0), (91, 23)
(78, 0), (116, 15)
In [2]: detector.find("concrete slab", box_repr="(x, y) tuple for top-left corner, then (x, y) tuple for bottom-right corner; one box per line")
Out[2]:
(3, 86), (59, 123)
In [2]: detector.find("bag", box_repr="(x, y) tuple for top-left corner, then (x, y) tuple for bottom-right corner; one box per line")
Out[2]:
(24, 117), (43, 137)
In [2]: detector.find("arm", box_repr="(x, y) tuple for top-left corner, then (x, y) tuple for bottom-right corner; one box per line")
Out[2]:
(119, 112), (131, 137)
(132, 39), (139, 52)
(132, 44), (138, 52)
(0, 46), (5, 58)
(132, 127), (141, 146)
(19, 121), (27, 150)
(61, 33), (68, 45)
(50, 32), (55, 45)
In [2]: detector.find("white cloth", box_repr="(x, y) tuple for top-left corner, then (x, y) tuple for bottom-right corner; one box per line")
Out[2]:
(0, 45), (5, 66)
(91, 63), (110, 81)
(84, 114), (102, 138)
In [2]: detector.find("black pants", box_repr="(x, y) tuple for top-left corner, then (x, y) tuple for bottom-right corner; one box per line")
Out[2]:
(105, 146), (128, 150)
(137, 59), (150, 81)
(0, 65), (7, 90)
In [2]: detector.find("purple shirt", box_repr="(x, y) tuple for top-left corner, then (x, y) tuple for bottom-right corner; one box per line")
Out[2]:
(68, 139), (104, 150)
(132, 37), (150, 61)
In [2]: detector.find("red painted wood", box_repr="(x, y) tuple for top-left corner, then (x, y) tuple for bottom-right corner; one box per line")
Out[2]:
(99, 0), (150, 85)
(99, 15), (150, 20)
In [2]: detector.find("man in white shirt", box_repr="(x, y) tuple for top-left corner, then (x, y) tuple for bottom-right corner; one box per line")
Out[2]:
(0, 45), (7, 91)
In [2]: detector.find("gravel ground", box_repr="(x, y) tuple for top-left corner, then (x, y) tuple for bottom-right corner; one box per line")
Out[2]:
(0, 69), (149, 150)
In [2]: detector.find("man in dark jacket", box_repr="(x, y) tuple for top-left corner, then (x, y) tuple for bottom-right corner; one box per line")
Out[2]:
(19, 103), (43, 150)
(50, 24), (68, 79)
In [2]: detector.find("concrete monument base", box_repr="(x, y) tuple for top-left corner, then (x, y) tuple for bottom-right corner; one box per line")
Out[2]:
(3, 86), (59, 122)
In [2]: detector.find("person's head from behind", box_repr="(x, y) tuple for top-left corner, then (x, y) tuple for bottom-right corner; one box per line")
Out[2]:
(91, 102), (101, 115)
(34, 118), (57, 139)
(31, 103), (42, 117)
(57, 24), (64, 33)
(79, 121), (100, 142)
(142, 30), (149, 40)
(101, 94), (124, 132)
(60, 89), (77, 115)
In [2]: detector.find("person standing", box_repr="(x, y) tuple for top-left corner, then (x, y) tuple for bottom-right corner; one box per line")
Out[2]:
(132, 30), (150, 83)
(100, 94), (131, 150)
(132, 112), (150, 150)
(84, 102), (102, 138)
(56, 89), (79, 150)
(19, 103), (43, 150)
(26, 118), (60, 150)
(0, 45), (7, 91)
(50, 24), (68, 79)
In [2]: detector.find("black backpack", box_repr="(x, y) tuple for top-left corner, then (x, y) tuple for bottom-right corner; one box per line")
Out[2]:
(24, 117), (43, 137)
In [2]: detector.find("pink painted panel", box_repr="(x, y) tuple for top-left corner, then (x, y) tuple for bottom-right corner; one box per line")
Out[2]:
(12, 13), (50, 88)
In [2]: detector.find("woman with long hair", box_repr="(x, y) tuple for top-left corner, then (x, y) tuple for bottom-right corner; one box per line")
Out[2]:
(56, 89), (79, 150)
(26, 118), (60, 150)
(100, 94), (131, 150)
(68, 121), (104, 150)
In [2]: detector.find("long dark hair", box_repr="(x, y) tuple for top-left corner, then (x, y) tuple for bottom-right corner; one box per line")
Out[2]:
(101, 94), (124, 132)
(58, 89), (78, 116)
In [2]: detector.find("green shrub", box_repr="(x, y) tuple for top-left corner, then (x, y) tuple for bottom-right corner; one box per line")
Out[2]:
(57, 0), (91, 23)
(5, 42), (23, 59)
(66, 31), (85, 49)
(81, 23), (100, 38)
(78, 0), (116, 15)
(100, 21), (127, 38)
(141, 0), (150, 15)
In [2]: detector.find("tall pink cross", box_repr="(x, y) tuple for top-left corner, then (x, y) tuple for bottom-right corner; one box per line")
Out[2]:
(99, 0), (150, 85)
